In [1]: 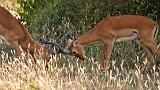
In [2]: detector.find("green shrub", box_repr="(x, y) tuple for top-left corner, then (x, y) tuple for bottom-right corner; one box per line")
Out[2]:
(16, 0), (160, 66)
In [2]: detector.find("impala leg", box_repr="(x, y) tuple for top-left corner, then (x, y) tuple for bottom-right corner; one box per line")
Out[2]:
(139, 42), (155, 70)
(39, 48), (49, 70)
(144, 41), (159, 55)
(139, 42), (154, 60)
(139, 29), (160, 66)
(100, 44), (106, 69)
(9, 41), (23, 59)
(43, 50), (49, 70)
(142, 40), (159, 67)
(105, 41), (114, 69)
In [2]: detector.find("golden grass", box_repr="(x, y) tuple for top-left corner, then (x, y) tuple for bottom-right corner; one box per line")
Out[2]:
(0, 52), (159, 90)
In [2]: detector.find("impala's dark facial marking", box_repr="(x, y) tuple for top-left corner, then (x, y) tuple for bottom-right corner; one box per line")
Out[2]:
(67, 40), (86, 60)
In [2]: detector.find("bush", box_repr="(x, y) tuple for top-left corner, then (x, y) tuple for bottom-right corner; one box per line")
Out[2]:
(17, 0), (160, 39)
(17, 0), (160, 66)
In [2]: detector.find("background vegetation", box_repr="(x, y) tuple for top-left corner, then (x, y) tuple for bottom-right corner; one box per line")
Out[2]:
(17, 0), (160, 37)
(0, 0), (160, 89)
(17, 0), (160, 66)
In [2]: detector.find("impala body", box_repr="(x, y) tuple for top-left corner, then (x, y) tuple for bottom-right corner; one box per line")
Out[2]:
(0, 6), (49, 69)
(67, 15), (159, 69)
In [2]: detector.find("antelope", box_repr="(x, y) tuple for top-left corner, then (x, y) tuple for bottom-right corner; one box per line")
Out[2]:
(66, 15), (160, 69)
(0, 6), (50, 69)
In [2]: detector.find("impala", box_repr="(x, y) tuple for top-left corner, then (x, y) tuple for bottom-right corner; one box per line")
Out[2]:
(67, 15), (160, 69)
(0, 6), (51, 69)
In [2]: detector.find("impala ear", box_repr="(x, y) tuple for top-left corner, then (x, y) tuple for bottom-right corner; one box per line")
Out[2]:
(72, 40), (78, 46)
(66, 38), (74, 49)
(65, 34), (78, 49)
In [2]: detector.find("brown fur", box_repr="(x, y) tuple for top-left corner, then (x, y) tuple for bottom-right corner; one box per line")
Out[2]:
(0, 6), (49, 69)
(68, 15), (159, 69)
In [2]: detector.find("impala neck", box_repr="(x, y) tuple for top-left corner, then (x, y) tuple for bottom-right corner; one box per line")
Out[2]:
(19, 27), (42, 49)
(77, 29), (100, 47)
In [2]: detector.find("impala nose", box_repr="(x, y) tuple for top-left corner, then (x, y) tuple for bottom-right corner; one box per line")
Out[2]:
(78, 56), (86, 61)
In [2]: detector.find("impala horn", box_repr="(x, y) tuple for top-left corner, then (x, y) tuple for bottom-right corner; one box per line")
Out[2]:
(41, 31), (72, 55)
(41, 40), (71, 55)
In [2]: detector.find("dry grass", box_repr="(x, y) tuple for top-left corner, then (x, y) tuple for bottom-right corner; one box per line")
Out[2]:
(0, 52), (159, 90)
(0, 0), (160, 90)
(0, 0), (20, 18)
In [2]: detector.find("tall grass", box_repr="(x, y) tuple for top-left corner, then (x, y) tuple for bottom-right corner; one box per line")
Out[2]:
(0, 51), (159, 90)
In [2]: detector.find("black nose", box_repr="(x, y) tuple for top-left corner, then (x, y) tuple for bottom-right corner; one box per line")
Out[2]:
(79, 57), (85, 61)
(72, 51), (77, 55)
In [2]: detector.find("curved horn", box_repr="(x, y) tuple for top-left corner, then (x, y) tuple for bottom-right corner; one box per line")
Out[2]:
(53, 42), (71, 55)
(41, 40), (53, 45)
(41, 40), (71, 55)
(56, 31), (68, 42)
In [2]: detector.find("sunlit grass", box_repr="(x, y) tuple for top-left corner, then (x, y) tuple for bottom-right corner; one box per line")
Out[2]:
(0, 51), (159, 90)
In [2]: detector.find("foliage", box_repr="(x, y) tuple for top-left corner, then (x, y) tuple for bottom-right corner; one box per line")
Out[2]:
(17, 0), (160, 38)
(17, 0), (160, 41)
(16, 0), (160, 66)
(0, 1), (160, 89)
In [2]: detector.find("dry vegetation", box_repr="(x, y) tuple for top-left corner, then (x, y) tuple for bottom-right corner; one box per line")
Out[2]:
(0, 0), (19, 17)
(0, 51), (159, 90)
(0, 0), (160, 90)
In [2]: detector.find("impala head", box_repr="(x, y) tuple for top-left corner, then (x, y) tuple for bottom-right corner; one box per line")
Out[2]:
(66, 37), (86, 60)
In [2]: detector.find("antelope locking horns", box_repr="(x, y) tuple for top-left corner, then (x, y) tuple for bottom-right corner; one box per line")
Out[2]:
(66, 35), (78, 49)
